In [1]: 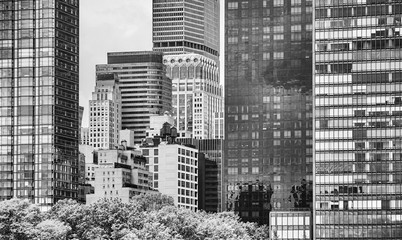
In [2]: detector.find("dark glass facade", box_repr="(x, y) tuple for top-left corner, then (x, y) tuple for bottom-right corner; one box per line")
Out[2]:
(197, 153), (218, 212)
(0, 0), (80, 210)
(223, 0), (313, 222)
(314, 1), (402, 238)
(228, 181), (274, 225)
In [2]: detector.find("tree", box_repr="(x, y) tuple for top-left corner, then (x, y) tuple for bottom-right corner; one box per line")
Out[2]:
(46, 198), (88, 239)
(32, 219), (71, 240)
(0, 195), (269, 240)
(0, 198), (43, 240)
(131, 192), (175, 212)
(81, 198), (144, 240)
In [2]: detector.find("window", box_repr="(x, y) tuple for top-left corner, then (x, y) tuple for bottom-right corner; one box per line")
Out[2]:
(291, 33), (301, 42)
(273, 26), (284, 33)
(241, 53), (249, 61)
(241, 167), (249, 174)
(274, 0), (284, 6)
(228, 2), (238, 9)
(142, 149), (149, 156)
(273, 52), (284, 59)
(291, 0), (301, 5)
(252, 167), (259, 174)
(228, 37), (238, 44)
(291, 7), (301, 14)
(228, 168), (237, 175)
(291, 25), (301, 32)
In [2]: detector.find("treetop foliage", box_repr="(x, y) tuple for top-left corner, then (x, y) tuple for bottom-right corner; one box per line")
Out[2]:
(0, 193), (268, 240)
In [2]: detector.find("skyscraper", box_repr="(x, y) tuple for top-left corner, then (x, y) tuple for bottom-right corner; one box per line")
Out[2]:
(0, 0), (79, 209)
(314, 2), (402, 238)
(152, 0), (220, 61)
(96, 51), (172, 144)
(224, 0), (313, 219)
(89, 73), (121, 150)
(163, 54), (223, 139)
(152, 1), (222, 139)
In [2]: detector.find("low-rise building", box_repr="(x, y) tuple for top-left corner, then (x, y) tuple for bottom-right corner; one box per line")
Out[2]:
(86, 145), (152, 204)
(79, 145), (98, 186)
(146, 112), (175, 138)
(141, 125), (199, 211)
(119, 129), (135, 148)
(178, 138), (222, 212)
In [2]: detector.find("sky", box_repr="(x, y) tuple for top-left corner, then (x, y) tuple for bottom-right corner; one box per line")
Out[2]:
(79, 1), (224, 127)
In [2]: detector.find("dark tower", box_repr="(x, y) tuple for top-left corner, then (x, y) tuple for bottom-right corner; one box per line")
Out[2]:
(223, 0), (313, 222)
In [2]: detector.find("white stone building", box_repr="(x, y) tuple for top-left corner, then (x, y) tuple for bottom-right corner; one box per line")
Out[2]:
(89, 73), (121, 150)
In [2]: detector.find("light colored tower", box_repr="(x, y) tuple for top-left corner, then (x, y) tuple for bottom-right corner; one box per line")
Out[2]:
(0, 0), (80, 210)
(314, 2), (402, 238)
(89, 73), (121, 150)
(163, 54), (223, 139)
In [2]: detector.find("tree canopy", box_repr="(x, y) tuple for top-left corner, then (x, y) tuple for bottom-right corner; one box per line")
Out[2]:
(0, 193), (269, 240)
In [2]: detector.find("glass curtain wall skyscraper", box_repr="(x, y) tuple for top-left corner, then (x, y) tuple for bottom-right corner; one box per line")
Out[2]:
(314, 1), (402, 239)
(152, 0), (220, 62)
(0, 0), (80, 210)
(224, 0), (313, 221)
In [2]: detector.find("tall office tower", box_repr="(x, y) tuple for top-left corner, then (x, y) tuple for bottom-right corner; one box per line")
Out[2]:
(96, 51), (172, 144)
(152, 0), (220, 61)
(164, 54), (223, 139)
(88, 73), (121, 150)
(0, 0), (79, 210)
(314, 2), (402, 239)
(223, 0), (313, 220)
